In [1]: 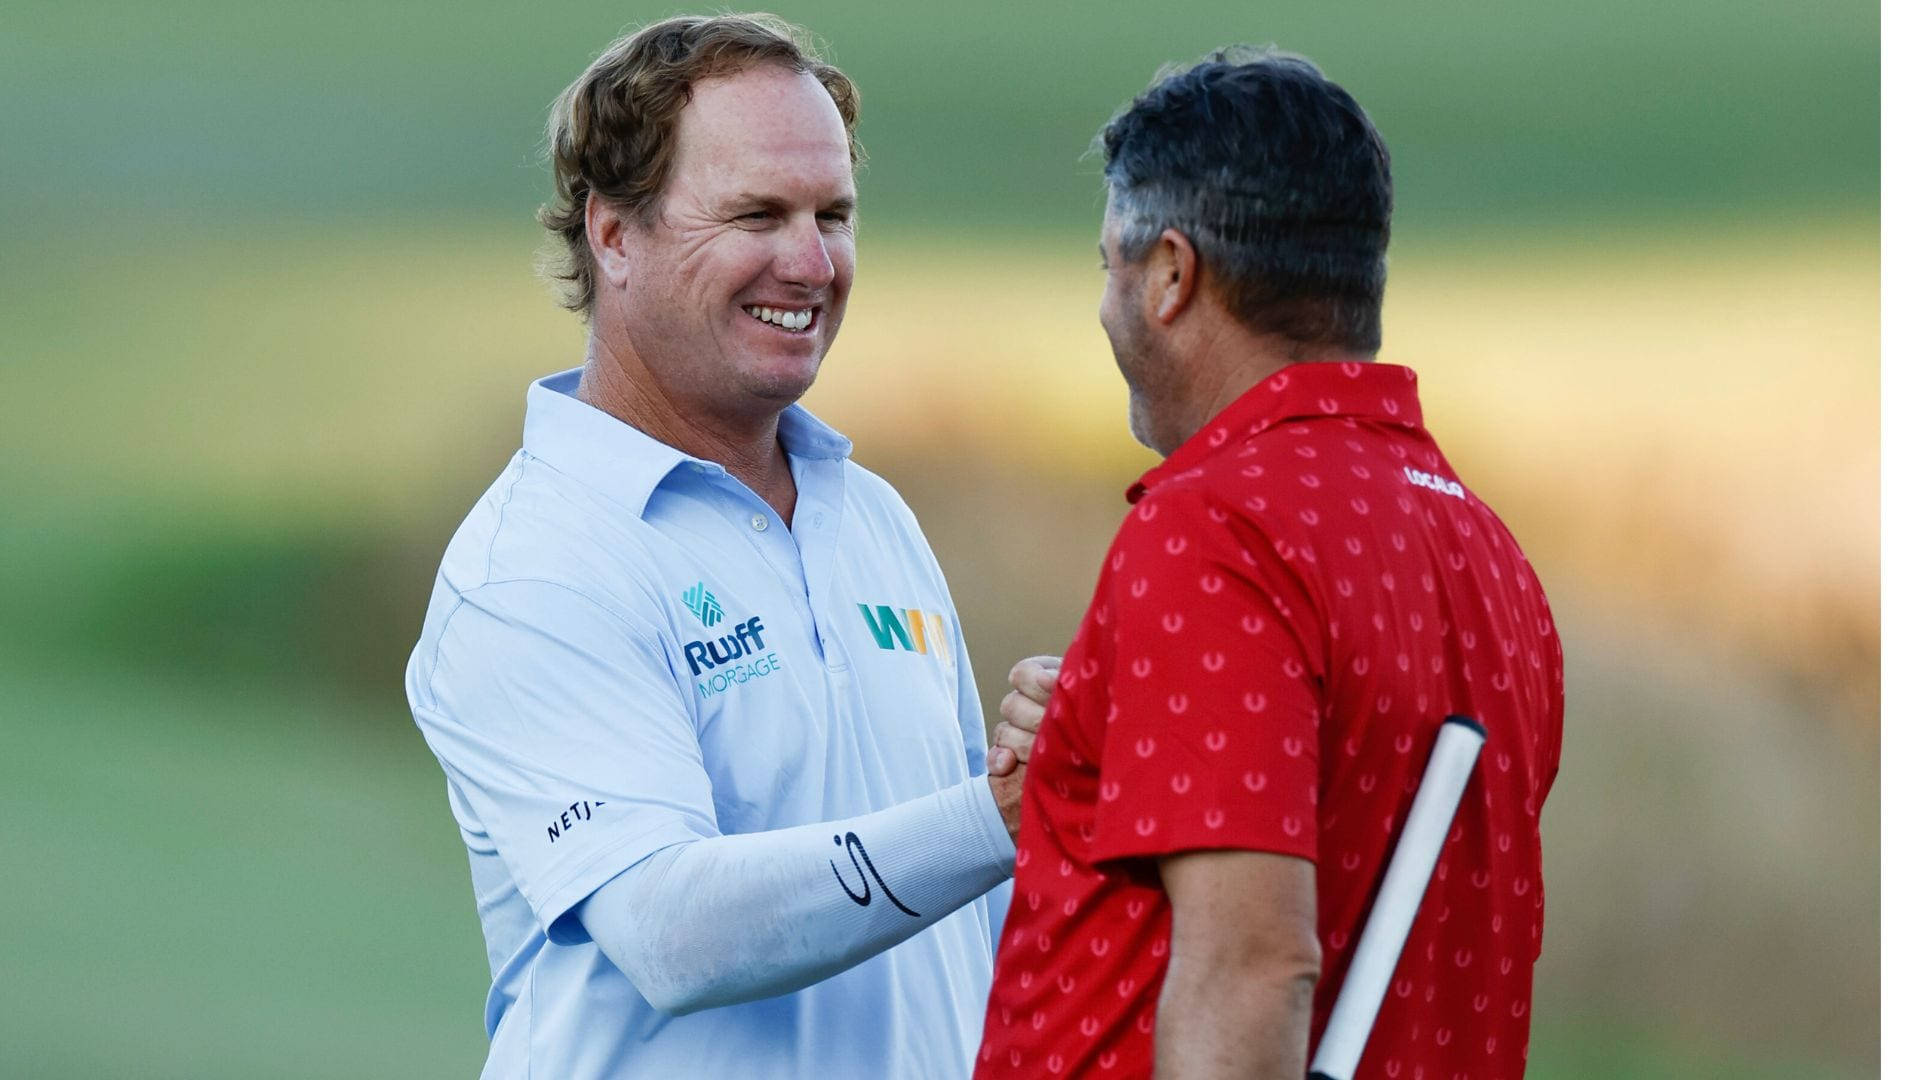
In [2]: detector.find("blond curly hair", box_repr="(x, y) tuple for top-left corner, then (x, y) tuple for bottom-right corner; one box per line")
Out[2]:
(538, 14), (862, 314)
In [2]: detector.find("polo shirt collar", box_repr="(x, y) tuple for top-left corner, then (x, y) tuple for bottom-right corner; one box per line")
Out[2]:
(523, 367), (853, 512)
(1128, 361), (1424, 503)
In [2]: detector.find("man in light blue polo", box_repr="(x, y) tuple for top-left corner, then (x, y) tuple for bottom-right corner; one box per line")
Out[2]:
(403, 15), (1028, 1077)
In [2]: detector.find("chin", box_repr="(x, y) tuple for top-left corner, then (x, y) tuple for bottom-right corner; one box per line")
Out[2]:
(750, 379), (817, 406)
(1126, 393), (1162, 455)
(747, 359), (823, 404)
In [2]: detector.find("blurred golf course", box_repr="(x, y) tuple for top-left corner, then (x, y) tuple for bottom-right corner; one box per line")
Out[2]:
(0, 1), (1878, 1076)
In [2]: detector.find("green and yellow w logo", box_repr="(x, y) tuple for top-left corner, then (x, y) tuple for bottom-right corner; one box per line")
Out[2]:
(858, 603), (952, 663)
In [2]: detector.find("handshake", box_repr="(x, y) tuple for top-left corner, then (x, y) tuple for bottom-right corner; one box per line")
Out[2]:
(982, 655), (1061, 842)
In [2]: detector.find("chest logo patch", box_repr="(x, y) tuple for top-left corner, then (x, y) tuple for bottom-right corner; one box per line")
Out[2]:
(682, 581), (726, 627)
(683, 614), (782, 699)
(858, 602), (953, 664)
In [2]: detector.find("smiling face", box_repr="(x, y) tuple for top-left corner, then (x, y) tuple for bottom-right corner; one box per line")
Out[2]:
(603, 64), (856, 422)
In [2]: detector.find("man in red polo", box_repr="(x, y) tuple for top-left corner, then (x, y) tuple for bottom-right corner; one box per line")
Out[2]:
(975, 49), (1563, 1079)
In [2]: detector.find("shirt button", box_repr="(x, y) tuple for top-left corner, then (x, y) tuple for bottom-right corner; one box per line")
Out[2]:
(750, 513), (769, 532)
(812, 513), (824, 528)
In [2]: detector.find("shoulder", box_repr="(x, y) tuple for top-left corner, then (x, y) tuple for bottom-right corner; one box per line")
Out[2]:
(1124, 449), (1301, 548)
(408, 567), (671, 719)
(419, 453), (676, 661)
(842, 459), (920, 523)
(437, 452), (671, 603)
(841, 458), (938, 551)
(835, 458), (970, 616)
(1112, 450), (1330, 605)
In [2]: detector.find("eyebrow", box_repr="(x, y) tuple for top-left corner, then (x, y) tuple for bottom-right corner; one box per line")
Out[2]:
(719, 192), (858, 216)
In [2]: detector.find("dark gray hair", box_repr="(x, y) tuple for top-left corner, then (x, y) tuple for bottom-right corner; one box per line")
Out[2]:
(1101, 47), (1393, 351)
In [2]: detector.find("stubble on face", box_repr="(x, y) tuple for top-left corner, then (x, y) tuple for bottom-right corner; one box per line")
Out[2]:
(614, 65), (857, 427)
(1115, 298), (1169, 453)
(1099, 214), (1178, 456)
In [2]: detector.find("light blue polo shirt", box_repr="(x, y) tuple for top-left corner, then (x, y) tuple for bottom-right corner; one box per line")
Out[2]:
(405, 368), (1008, 1078)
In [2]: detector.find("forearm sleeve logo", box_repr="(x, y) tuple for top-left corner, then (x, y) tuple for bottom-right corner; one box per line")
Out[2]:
(830, 832), (921, 917)
(682, 582), (725, 627)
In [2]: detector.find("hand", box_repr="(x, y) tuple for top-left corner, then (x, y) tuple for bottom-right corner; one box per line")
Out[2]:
(986, 655), (1061, 777)
(987, 762), (1027, 843)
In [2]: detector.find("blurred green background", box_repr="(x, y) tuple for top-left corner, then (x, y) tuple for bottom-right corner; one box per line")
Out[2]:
(0, 1), (1878, 1077)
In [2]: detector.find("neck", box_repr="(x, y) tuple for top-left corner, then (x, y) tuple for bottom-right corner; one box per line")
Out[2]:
(1159, 331), (1375, 454)
(577, 325), (798, 522)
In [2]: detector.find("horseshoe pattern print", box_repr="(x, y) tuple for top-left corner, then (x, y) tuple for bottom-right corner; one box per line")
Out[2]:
(977, 363), (1564, 1080)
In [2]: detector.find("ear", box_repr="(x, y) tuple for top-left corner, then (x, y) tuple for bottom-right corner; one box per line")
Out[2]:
(1144, 228), (1198, 325)
(584, 190), (633, 293)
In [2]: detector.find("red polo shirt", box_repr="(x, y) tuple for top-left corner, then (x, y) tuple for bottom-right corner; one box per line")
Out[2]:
(975, 362), (1563, 1080)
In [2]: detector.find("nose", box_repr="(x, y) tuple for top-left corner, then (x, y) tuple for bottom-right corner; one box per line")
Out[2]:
(775, 219), (836, 291)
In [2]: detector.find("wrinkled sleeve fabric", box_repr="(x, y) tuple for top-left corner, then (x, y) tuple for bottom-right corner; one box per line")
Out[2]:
(408, 577), (715, 940)
(579, 774), (1013, 1015)
(1088, 487), (1325, 868)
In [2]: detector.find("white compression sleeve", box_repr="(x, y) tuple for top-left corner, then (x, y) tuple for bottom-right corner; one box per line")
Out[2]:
(577, 774), (1016, 1016)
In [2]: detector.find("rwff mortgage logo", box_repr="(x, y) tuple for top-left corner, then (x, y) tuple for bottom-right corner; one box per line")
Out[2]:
(858, 602), (953, 664)
(681, 582), (780, 700)
(682, 582), (725, 627)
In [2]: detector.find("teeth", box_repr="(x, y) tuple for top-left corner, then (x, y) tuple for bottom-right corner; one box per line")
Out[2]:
(750, 305), (812, 330)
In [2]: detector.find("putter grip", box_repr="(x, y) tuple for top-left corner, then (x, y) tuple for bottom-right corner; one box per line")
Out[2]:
(1305, 715), (1487, 1080)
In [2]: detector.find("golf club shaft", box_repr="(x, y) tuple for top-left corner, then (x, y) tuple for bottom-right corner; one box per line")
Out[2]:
(1306, 715), (1486, 1080)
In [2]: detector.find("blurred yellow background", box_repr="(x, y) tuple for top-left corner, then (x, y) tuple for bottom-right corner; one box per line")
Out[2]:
(0, 1), (1877, 1076)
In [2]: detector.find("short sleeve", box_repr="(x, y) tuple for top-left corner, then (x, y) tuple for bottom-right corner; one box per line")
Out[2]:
(407, 578), (716, 938)
(1089, 489), (1323, 867)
